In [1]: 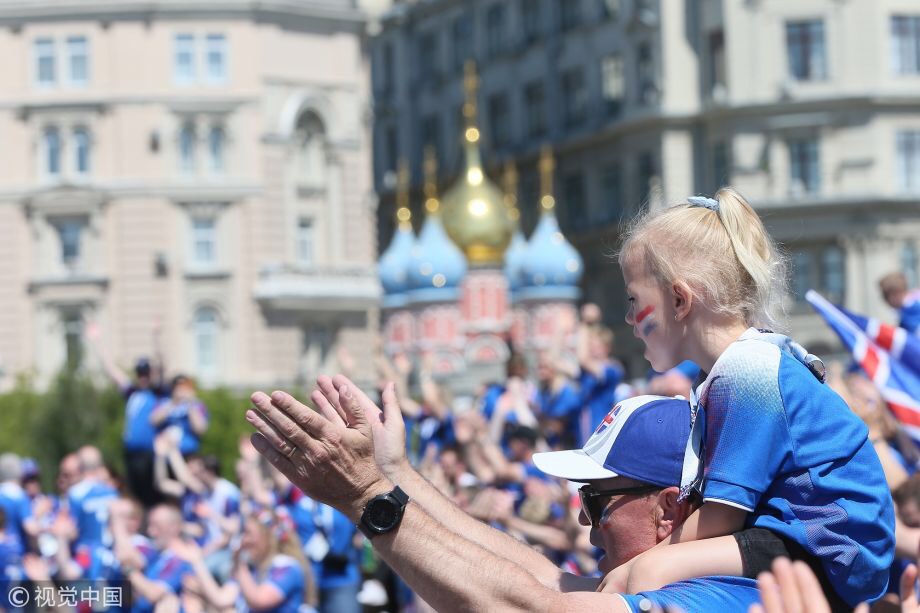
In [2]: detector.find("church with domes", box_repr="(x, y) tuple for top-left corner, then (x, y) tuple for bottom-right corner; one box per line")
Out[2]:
(377, 63), (584, 390)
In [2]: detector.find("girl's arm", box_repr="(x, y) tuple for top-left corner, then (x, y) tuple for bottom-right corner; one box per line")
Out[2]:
(609, 502), (748, 593)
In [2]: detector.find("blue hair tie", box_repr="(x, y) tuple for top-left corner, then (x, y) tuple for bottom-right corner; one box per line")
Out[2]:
(687, 196), (720, 212)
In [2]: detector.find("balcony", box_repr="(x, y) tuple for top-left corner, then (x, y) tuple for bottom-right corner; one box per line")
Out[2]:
(254, 263), (381, 312)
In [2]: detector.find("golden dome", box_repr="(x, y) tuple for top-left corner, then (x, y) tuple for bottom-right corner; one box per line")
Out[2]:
(440, 62), (513, 267)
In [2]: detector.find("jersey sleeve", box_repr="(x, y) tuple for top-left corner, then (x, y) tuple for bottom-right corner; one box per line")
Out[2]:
(265, 559), (303, 600)
(700, 346), (794, 511)
(619, 577), (761, 612)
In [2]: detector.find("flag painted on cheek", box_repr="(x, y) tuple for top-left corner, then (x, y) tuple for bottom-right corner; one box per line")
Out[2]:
(636, 305), (657, 337)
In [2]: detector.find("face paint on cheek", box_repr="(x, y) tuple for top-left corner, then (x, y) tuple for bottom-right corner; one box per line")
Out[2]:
(635, 305), (654, 324)
(641, 319), (657, 338)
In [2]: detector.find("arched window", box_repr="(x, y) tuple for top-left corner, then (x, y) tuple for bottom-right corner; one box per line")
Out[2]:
(194, 307), (219, 378)
(73, 127), (90, 175)
(295, 112), (326, 186)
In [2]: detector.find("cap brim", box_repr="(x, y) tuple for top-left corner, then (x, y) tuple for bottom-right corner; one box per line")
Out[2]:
(532, 449), (619, 482)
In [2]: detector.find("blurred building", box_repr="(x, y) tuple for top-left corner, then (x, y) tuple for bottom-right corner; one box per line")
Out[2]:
(0, 0), (384, 389)
(370, 0), (920, 375)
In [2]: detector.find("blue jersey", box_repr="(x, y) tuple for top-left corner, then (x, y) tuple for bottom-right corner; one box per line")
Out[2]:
(67, 480), (118, 550)
(536, 382), (581, 446)
(0, 482), (32, 556)
(900, 290), (920, 335)
(578, 363), (624, 445)
(228, 554), (305, 613)
(311, 503), (360, 590)
(692, 328), (895, 606)
(620, 576), (761, 612)
(122, 386), (166, 451)
(132, 550), (192, 613)
(158, 400), (209, 455)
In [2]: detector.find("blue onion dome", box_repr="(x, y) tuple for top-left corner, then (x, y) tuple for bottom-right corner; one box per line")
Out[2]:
(504, 228), (528, 293)
(408, 146), (468, 303)
(379, 161), (416, 309)
(378, 218), (416, 309)
(519, 146), (583, 301)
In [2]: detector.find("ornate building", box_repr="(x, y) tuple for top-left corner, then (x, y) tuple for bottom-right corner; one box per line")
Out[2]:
(371, 0), (920, 375)
(0, 0), (383, 389)
(378, 63), (583, 390)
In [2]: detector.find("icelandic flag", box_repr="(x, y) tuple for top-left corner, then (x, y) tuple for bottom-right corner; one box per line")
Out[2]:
(806, 290), (920, 441)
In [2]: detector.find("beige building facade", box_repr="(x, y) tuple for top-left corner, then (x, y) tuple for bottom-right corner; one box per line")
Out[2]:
(372, 0), (920, 375)
(0, 0), (383, 389)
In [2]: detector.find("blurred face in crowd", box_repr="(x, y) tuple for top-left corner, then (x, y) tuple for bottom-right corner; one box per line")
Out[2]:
(241, 517), (271, 563)
(57, 455), (80, 494)
(172, 377), (196, 401)
(439, 449), (465, 483)
(900, 498), (920, 528)
(112, 498), (143, 535)
(882, 286), (907, 309)
(147, 505), (182, 550)
(578, 476), (689, 574)
(622, 254), (683, 372)
(22, 476), (41, 498)
(536, 355), (555, 384)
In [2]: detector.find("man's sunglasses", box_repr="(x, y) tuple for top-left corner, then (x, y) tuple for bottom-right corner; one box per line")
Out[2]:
(578, 484), (662, 528)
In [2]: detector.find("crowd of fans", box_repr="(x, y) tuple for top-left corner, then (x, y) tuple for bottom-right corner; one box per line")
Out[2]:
(2, 282), (920, 612)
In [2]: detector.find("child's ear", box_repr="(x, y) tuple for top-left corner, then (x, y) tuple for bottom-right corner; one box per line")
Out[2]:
(672, 281), (693, 321)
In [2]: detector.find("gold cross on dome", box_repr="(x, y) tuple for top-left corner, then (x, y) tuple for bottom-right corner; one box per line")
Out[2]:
(463, 60), (479, 121)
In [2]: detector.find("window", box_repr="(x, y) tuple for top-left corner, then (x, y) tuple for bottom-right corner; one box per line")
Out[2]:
(179, 123), (196, 174)
(637, 42), (657, 104)
(62, 311), (84, 371)
(73, 127), (90, 175)
(897, 130), (920, 192)
(902, 243), (919, 288)
(488, 92), (510, 149)
(194, 307), (219, 378)
(191, 217), (216, 267)
(297, 113), (325, 186)
(522, 0), (542, 44)
(524, 80), (546, 138)
(712, 141), (729, 191)
(562, 172), (587, 230)
(44, 127), (61, 177)
(57, 219), (83, 266)
(419, 33), (439, 81)
(891, 16), (920, 75)
(600, 163), (623, 224)
(598, 0), (620, 20)
(792, 251), (812, 301)
(208, 126), (224, 173)
(67, 36), (88, 86)
(821, 246), (845, 303)
(708, 30), (726, 97)
(452, 13), (473, 70)
(600, 54), (625, 118)
(558, 0), (580, 30)
(296, 218), (314, 266)
(788, 138), (820, 195)
(561, 68), (587, 128)
(174, 34), (196, 84)
(786, 20), (827, 81)
(35, 38), (55, 86)
(205, 34), (227, 83)
(421, 115), (440, 164)
(385, 125), (398, 174)
(486, 4), (505, 57)
(638, 152), (656, 201)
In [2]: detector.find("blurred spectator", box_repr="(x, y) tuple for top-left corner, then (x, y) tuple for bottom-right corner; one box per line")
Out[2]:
(87, 320), (168, 508)
(0, 453), (39, 561)
(534, 351), (582, 450)
(151, 375), (209, 456)
(880, 271), (920, 335)
(576, 303), (625, 444)
(68, 446), (119, 552)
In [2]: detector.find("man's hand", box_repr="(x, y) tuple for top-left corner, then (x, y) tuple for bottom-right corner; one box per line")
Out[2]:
(314, 375), (410, 480)
(245, 384), (391, 520)
(902, 562), (920, 613)
(748, 558), (847, 613)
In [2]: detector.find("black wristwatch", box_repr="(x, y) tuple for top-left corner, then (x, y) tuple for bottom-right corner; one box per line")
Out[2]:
(358, 486), (410, 539)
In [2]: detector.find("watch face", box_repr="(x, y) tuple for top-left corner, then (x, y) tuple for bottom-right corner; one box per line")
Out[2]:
(366, 498), (399, 532)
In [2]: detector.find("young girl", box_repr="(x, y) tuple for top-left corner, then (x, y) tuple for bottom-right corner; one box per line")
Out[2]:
(612, 188), (894, 609)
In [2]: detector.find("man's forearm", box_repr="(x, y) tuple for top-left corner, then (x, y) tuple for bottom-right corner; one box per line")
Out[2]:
(388, 463), (565, 589)
(361, 492), (561, 612)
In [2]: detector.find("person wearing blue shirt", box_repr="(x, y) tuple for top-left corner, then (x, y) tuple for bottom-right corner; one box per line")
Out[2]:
(534, 353), (582, 449)
(87, 321), (168, 509)
(150, 375), (209, 456)
(312, 503), (360, 613)
(576, 320), (625, 446)
(880, 271), (920, 335)
(67, 447), (119, 551)
(0, 454), (37, 558)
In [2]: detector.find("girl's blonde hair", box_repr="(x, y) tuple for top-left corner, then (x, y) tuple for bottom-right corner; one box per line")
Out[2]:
(618, 187), (787, 329)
